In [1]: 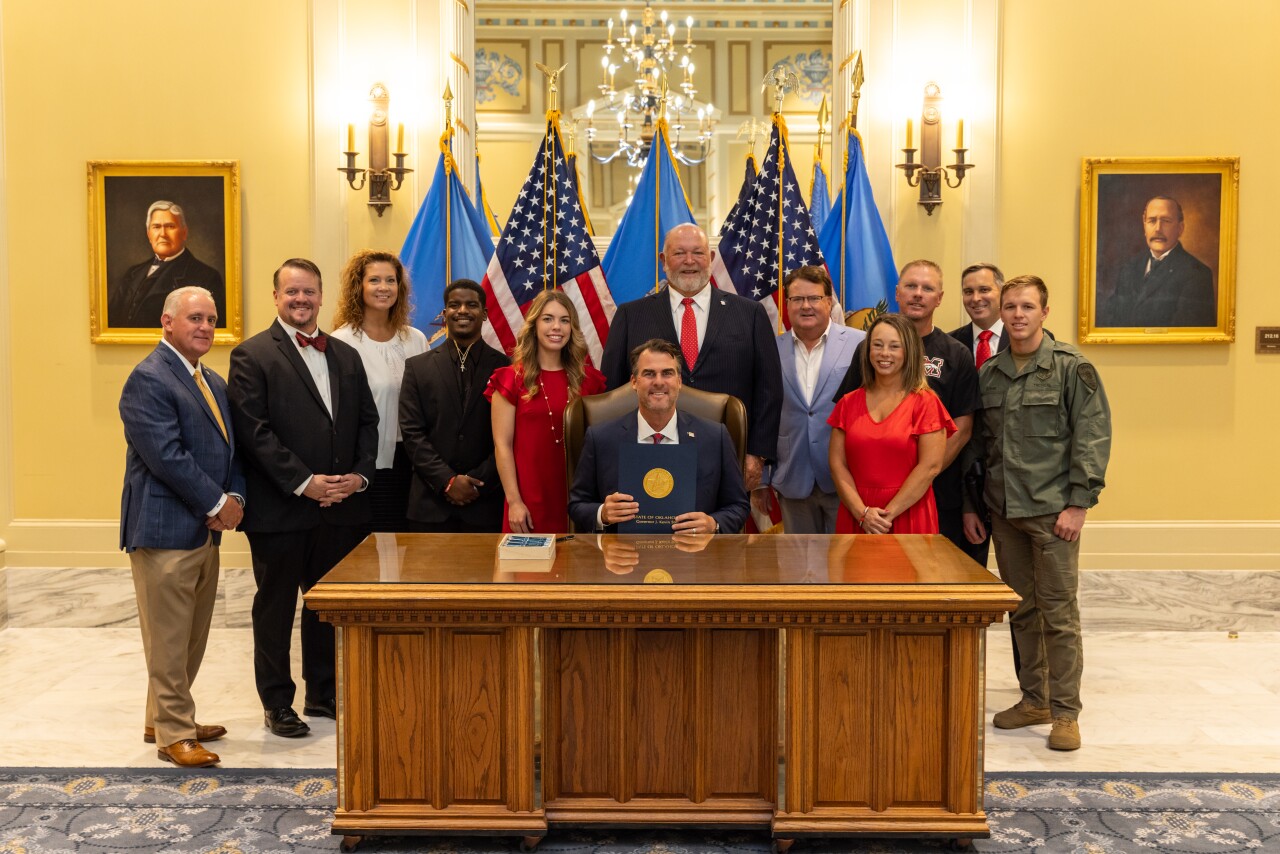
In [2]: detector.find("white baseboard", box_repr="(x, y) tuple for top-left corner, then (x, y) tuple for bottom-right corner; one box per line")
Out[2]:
(0, 518), (1276, 570)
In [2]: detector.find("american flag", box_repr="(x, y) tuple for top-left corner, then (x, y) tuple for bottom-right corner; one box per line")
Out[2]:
(481, 118), (616, 363)
(710, 115), (825, 329)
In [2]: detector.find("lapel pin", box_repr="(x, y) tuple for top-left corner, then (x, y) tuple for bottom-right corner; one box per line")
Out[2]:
(687, 431), (695, 438)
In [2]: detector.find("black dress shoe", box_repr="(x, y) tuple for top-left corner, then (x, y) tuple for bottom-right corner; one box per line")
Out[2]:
(303, 698), (337, 719)
(264, 707), (310, 738)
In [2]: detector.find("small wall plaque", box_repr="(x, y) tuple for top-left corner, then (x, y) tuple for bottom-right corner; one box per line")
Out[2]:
(1257, 327), (1280, 354)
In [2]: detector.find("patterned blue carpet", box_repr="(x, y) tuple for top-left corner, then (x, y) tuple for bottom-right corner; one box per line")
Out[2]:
(0, 769), (1276, 853)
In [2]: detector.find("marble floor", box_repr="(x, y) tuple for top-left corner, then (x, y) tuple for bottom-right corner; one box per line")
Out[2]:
(0, 623), (1278, 772)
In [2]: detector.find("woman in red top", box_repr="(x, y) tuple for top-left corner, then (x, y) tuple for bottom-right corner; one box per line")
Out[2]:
(827, 313), (956, 534)
(487, 290), (606, 533)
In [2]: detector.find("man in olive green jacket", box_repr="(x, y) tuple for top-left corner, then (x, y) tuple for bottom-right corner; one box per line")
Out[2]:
(963, 274), (1111, 752)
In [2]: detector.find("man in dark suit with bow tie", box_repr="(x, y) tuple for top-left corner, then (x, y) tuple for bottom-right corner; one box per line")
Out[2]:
(569, 339), (750, 535)
(119, 286), (244, 767)
(1098, 196), (1216, 328)
(109, 201), (226, 329)
(399, 279), (508, 531)
(599, 224), (783, 492)
(228, 258), (378, 738)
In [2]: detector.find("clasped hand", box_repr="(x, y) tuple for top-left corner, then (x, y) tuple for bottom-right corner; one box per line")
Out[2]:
(858, 507), (893, 534)
(304, 473), (362, 507)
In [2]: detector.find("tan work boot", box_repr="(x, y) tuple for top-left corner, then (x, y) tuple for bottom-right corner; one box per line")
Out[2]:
(993, 700), (1052, 729)
(1048, 717), (1081, 751)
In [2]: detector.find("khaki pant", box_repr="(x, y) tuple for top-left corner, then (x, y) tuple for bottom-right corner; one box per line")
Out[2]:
(992, 512), (1082, 719)
(130, 535), (220, 747)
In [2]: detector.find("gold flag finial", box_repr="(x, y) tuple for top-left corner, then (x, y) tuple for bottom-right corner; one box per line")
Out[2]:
(736, 118), (766, 156)
(535, 62), (569, 112)
(443, 80), (454, 129)
(815, 94), (830, 160)
(847, 50), (865, 130)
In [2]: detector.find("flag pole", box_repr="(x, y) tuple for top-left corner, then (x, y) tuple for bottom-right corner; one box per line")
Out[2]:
(442, 82), (455, 290)
(535, 62), (567, 292)
(764, 65), (797, 333)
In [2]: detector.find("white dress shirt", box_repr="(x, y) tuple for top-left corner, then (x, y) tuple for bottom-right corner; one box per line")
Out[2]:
(790, 321), (831, 405)
(969, 318), (1005, 361)
(277, 316), (332, 416)
(667, 284), (711, 348)
(330, 324), (428, 468)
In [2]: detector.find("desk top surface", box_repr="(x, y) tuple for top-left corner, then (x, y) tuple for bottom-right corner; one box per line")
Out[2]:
(316, 533), (1003, 587)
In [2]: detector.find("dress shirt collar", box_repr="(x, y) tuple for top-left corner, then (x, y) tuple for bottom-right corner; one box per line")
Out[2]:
(276, 316), (324, 348)
(160, 337), (200, 374)
(790, 319), (831, 352)
(972, 318), (1004, 341)
(667, 283), (712, 316)
(637, 409), (680, 444)
(1150, 244), (1177, 263)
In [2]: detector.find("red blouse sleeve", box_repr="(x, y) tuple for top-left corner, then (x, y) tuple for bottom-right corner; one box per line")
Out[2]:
(581, 364), (607, 397)
(909, 390), (958, 438)
(484, 365), (522, 405)
(826, 389), (858, 430)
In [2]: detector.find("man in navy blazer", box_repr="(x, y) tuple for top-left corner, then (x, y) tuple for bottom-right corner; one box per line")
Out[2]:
(760, 266), (863, 534)
(229, 258), (378, 739)
(569, 339), (750, 535)
(598, 224), (782, 492)
(119, 286), (244, 768)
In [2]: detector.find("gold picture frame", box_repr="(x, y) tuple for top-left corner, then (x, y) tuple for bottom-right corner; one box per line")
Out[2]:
(88, 160), (242, 345)
(1079, 156), (1238, 344)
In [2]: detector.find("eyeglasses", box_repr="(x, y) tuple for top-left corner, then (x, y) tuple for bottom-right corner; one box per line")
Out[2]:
(786, 295), (830, 306)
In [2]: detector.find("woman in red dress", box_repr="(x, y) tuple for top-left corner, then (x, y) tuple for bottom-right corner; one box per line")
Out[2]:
(487, 290), (606, 533)
(827, 313), (956, 534)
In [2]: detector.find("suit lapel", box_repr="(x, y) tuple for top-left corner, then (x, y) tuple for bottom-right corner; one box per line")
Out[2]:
(697, 289), (731, 372)
(650, 290), (680, 342)
(273, 323), (332, 419)
(323, 337), (341, 417)
(778, 333), (802, 403)
(813, 326), (853, 405)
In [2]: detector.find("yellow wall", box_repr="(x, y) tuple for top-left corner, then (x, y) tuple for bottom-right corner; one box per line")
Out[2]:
(998, 0), (1280, 523)
(0, 0), (1275, 569)
(1, 0), (314, 562)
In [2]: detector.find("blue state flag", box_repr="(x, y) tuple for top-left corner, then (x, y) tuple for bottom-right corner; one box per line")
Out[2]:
(601, 119), (696, 304)
(809, 159), (831, 236)
(818, 130), (898, 315)
(402, 134), (496, 344)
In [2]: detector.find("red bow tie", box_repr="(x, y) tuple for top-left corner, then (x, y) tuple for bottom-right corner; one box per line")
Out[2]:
(296, 331), (328, 352)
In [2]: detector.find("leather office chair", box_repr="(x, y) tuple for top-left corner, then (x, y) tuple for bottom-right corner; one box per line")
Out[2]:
(563, 384), (748, 519)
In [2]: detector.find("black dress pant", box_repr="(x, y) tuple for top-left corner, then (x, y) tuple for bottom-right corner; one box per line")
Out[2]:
(247, 524), (365, 710)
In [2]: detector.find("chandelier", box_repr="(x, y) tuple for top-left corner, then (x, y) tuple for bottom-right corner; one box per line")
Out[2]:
(581, 0), (716, 168)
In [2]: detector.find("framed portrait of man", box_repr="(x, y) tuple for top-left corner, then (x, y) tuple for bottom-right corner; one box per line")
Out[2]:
(1079, 156), (1238, 344)
(88, 160), (242, 344)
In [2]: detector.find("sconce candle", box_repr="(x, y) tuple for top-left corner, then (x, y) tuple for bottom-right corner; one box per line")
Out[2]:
(347, 124), (355, 152)
(956, 119), (964, 149)
(905, 118), (913, 149)
(396, 123), (405, 155)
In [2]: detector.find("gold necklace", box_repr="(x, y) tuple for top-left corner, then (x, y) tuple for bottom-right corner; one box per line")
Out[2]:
(453, 338), (476, 373)
(538, 376), (561, 445)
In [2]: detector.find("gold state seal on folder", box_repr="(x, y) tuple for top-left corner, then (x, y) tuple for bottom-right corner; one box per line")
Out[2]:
(642, 468), (675, 499)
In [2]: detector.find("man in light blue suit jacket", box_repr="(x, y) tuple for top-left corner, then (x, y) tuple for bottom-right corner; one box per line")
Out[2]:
(759, 266), (864, 534)
(119, 286), (245, 768)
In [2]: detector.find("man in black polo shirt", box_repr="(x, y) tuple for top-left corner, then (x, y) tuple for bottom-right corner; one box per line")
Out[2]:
(832, 260), (980, 554)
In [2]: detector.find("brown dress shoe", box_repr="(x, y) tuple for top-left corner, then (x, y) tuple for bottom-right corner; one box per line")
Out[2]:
(144, 724), (227, 744)
(157, 739), (220, 768)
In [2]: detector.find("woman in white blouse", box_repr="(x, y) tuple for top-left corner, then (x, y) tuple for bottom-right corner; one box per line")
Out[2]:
(331, 250), (427, 531)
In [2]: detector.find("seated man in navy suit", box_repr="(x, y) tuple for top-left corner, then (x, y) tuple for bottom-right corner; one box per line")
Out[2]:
(569, 339), (750, 534)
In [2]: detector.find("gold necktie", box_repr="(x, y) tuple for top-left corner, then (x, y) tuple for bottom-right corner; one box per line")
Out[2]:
(194, 369), (229, 442)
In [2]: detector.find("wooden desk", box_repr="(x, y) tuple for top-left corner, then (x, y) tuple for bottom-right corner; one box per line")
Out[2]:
(305, 533), (1016, 850)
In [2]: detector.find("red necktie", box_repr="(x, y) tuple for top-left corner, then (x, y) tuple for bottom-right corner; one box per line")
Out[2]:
(297, 331), (328, 353)
(680, 297), (699, 370)
(975, 329), (993, 369)
(652, 434), (662, 445)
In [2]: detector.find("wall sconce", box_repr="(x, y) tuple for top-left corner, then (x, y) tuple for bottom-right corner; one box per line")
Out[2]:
(339, 83), (412, 217)
(895, 82), (973, 216)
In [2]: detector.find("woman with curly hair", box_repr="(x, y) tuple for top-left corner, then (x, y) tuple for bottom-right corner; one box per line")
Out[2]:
(485, 289), (605, 533)
(330, 250), (427, 531)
